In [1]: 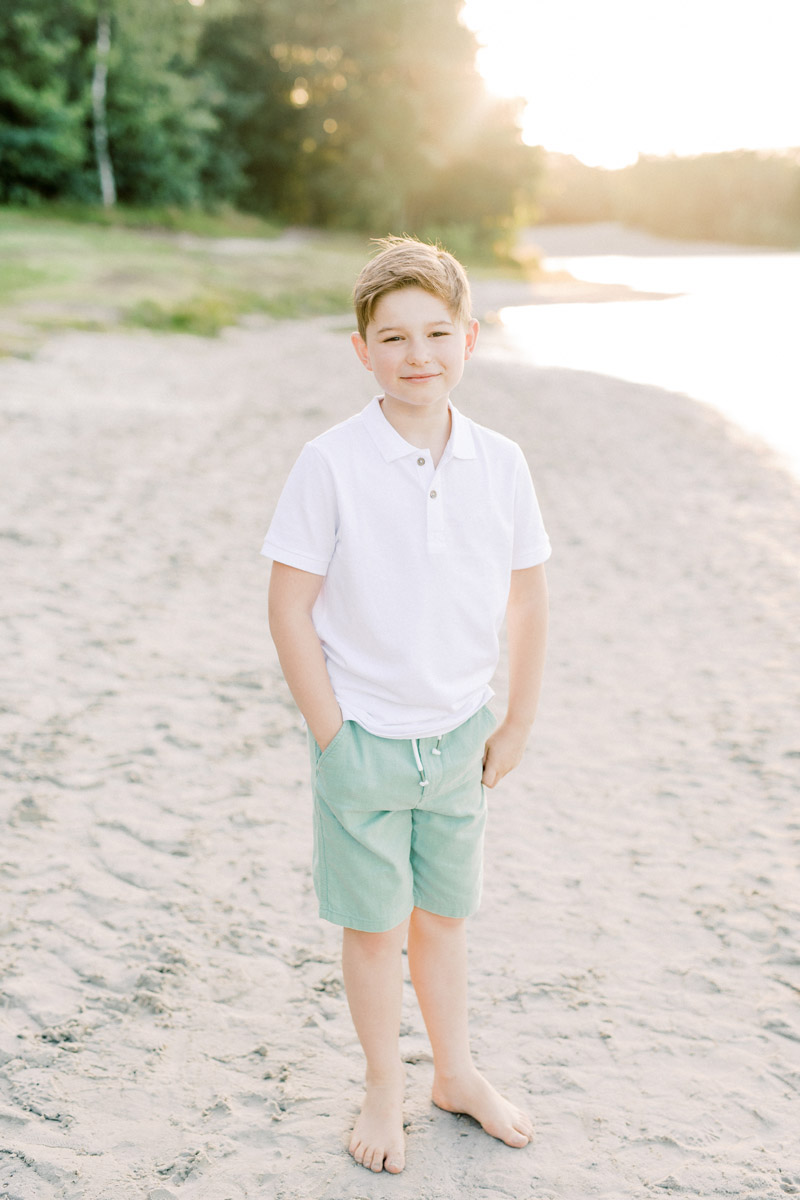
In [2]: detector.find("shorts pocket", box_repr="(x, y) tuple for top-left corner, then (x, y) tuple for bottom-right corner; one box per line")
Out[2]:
(314, 720), (350, 772)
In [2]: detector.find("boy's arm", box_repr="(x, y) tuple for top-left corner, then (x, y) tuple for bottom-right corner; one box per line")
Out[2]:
(268, 562), (343, 751)
(482, 563), (549, 789)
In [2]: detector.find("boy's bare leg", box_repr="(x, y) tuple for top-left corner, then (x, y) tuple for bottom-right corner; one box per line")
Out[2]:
(406, 907), (534, 1147)
(341, 919), (409, 1173)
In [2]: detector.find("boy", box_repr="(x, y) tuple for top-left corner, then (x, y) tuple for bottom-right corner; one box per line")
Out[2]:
(263, 237), (550, 1174)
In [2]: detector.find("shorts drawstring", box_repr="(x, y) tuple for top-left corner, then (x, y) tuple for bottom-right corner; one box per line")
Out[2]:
(412, 738), (429, 788)
(413, 735), (444, 787)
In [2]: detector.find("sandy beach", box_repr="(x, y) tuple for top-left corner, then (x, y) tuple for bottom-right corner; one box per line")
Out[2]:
(2, 229), (800, 1198)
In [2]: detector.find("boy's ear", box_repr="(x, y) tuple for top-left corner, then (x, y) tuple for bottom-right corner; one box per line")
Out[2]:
(464, 318), (479, 361)
(351, 331), (373, 372)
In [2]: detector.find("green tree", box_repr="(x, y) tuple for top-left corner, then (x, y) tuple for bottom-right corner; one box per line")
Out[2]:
(0, 0), (220, 207)
(2, 0), (541, 237)
(200, 0), (540, 238)
(0, 4), (95, 203)
(616, 151), (800, 246)
(407, 98), (541, 243)
(539, 148), (800, 248)
(104, 0), (218, 206)
(196, 0), (310, 217)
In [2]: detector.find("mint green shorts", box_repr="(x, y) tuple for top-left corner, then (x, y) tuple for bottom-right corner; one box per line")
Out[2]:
(308, 705), (497, 933)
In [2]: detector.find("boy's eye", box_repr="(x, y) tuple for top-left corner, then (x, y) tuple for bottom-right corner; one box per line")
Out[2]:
(430, 331), (450, 337)
(381, 335), (402, 342)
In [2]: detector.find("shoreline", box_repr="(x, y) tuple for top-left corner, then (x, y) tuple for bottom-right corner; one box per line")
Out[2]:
(480, 225), (800, 481)
(519, 219), (790, 258)
(471, 275), (679, 316)
(2, 316), (799, 1198)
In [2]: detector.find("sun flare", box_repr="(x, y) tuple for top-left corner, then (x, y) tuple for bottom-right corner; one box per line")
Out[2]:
(461, 0), (800, 169)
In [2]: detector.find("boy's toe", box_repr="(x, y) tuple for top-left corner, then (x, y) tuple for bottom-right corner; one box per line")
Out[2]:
(349, 1137), (365, 1165)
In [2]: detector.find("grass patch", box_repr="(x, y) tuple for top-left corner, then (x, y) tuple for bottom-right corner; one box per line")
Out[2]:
(0, 204), (534, 353)
(125, 285), (353, 336)
(126, 295), (236, 338)
(126, 294), (240, 337)
(251, 286), (355, 320)
(29, 316), (112, 335)
(0, 262), (56, 304)
(0, 205), (370, 350)
(1, 202), (282, 239)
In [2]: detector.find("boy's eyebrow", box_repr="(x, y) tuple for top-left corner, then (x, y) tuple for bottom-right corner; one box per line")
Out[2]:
(375, 318), (455, 333)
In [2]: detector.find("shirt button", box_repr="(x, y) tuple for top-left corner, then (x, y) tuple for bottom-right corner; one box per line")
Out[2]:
(417, 457), (426, 466)
(429, 490), (437, 499)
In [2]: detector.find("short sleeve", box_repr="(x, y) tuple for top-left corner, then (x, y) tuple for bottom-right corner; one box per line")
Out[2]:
(260, 443), (338, 576)
(511, 447), (551, 569)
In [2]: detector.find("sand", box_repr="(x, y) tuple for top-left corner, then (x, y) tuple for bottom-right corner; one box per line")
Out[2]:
(2, 234), (800, 1198)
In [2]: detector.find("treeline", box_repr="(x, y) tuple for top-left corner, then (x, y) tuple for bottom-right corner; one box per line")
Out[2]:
(539, 150), (800, 248)
(0, 0), (539, 249)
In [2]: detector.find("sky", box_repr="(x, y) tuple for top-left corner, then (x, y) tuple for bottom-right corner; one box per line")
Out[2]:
(460, 0), (800, 168)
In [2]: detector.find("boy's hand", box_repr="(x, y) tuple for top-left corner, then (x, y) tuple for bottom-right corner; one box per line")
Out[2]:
(316, 716), (343, 753)
(482, 720), (530, 788)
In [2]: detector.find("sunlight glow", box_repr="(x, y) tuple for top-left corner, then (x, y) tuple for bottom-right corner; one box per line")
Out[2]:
(461, 0), (800, 168)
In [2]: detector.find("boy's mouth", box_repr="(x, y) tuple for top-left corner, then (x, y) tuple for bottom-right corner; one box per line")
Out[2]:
(403, 372), (440, 381)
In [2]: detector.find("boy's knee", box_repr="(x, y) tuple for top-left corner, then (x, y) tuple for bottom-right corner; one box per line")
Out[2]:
(343, 920), (408, 959)
(410, 908), (465, 934)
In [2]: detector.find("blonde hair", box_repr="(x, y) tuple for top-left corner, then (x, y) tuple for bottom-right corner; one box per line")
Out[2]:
(353, 236), (472, 338)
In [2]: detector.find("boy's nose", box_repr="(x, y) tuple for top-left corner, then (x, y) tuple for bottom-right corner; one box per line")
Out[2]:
(406, 339), (432, 364)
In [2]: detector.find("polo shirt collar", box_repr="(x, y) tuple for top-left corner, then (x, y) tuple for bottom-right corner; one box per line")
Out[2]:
(363, 395), (477, 462)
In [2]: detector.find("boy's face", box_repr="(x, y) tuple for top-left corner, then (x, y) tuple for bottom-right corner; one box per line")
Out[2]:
(351, 286), (478, 413)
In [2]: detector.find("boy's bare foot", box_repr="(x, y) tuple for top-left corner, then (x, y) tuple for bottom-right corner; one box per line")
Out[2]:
(349, 1067), (406, 1174)
(432, 1067), (534, 1148)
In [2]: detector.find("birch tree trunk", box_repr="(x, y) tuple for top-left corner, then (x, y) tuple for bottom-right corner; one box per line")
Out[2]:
(92, 7), (117, 207)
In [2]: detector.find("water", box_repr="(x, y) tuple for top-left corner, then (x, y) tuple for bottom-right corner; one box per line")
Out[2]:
(494, 252), (800, 477)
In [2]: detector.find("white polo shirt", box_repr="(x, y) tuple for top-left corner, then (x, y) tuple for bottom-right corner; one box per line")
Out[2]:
(262, 396), (551, 738)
